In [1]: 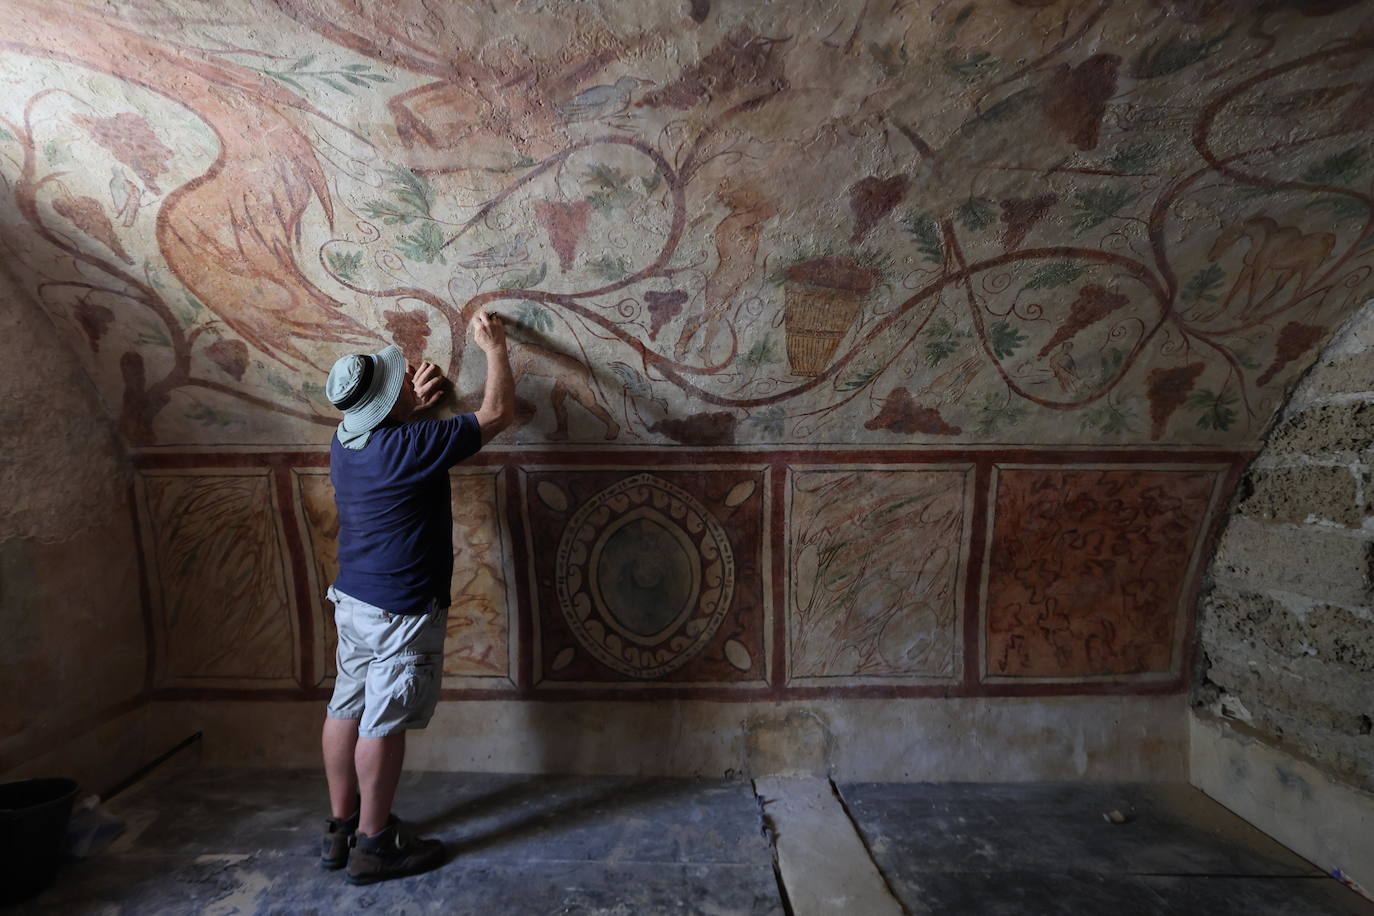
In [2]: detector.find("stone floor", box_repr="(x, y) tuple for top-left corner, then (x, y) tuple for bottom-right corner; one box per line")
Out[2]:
(20, 768), (1374, 915)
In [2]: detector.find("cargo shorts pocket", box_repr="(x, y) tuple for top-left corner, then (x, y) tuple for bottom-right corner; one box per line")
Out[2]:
(395, 656), (440, 724)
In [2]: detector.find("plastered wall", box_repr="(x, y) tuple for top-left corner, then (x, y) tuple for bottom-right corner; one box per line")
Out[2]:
(0, 287), (148, 790)
(2, 0), (1374, 773)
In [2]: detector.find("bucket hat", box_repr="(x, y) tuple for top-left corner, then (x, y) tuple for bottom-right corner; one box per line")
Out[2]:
(325, 344), (407, 434)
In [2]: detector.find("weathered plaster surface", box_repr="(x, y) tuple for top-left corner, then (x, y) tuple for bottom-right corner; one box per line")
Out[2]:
(1195, 301), (1374, 792)
(1191, 714), (1374, 899)
(147, 695), (1188, 781)
(3, 0), (1373, 774)
(0, 291), (146, 787)
(2, 1), (1372, 450)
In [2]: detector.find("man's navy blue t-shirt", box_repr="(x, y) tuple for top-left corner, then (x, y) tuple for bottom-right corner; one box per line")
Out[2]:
(330, 414), (482, 614)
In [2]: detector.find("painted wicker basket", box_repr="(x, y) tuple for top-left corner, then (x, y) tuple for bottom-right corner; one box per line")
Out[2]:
(782, 256), (879, 377)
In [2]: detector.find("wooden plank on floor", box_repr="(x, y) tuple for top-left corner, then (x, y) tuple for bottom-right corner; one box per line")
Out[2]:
(754, 776), (907, 916)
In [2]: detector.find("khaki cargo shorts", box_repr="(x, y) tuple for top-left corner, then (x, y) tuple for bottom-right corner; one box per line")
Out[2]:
(325, 586), (447, 738)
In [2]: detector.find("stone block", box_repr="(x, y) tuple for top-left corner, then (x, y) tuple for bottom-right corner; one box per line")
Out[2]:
(1235, 466), (1362, 527)
(1304, 605), (1374, 674)
(1198, 585), (1287, 653)
(1301, 354), (1374, 398)
(1266, 402), (1374, 458)
(1212, 517), (1374, 606)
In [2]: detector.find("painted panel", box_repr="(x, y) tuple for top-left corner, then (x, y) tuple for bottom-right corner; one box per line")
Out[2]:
(522, 467), (770, 689)
(787, 467), (971, 686)
(137, 469), (298, 687)
(291, 467), (515, 688)
(982, 466), (1222, 682)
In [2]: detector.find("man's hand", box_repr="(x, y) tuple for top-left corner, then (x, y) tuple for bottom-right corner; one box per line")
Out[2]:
(473, 310), (507, 354)
(411, 360), (447, 411)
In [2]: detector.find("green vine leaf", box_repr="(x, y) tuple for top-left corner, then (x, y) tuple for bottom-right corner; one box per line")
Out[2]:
(515, 301), (554, 333)
(1188, 388), (1238, 431)
(1071, 186), (1138, 236)
(924, 316), (969, 366)
(989, 321), (1027, 359)
(258, 55), (392, 94)
(327, 250), (364, 282)
(498, 263), (548, 290)
(975, 394), (1026, 436)
(741, 335), (780, 367)
(900, 211), (943, 264)
(587, 254), (632, 281)
(955, 197), (997, 231)
(1081, 402), (1133, 436)
(1300, 146), (1368, 187)
(397, 222), (447, 264)
(749, 405), (786, 437)
(837, 365), (882, 392)
(1181, 264), (1226, 304)
(1130, 30), (1229, 80)
(943, 49), (999, 82)
(1106, 142), (1164, 173)
(1305, 196), (1370, 221)
(1022, 260), (1084, 292)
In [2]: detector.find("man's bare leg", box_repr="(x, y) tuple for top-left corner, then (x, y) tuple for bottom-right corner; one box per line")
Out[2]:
(321, 717), (360, 819)
(356, 733), (406, 836)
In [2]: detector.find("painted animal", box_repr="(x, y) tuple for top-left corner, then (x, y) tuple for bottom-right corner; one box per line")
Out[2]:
(1206, 216), (1335, 319)
(557, 77), (649, 123)
(674, 182), (776, 361)
(507, 340), (620, 441)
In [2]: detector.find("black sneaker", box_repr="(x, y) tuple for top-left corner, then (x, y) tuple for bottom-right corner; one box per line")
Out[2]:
(345, 817), (445, 885)
(320, 810), (359, 870)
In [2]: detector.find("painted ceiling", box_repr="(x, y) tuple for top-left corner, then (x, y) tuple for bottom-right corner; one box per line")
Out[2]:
(2, 0), (1371, 450)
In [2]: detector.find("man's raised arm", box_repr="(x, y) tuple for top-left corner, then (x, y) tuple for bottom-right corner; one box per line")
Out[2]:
(472, 310), (515, 445)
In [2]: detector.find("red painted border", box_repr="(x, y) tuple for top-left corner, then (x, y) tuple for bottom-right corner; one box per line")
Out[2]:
(962, 459), (992, 689)
(271, 459), (317, 688)
(127, 479), (157, 694)
(769, 461), (787, 693)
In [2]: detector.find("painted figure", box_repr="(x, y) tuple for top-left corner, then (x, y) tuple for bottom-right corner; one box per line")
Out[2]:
(675, 182), (776, 361)
(508, 339), (621, 441)
(1208, 217), (1336, 319)
(319, 311), (514, 884)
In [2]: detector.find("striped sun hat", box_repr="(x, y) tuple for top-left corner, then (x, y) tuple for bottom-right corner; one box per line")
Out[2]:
(325, 344), (407, 434)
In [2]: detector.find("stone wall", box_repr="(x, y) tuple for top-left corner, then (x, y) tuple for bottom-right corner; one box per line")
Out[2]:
(1196, 301), (1374, 792)
(0, 289), (149, 792)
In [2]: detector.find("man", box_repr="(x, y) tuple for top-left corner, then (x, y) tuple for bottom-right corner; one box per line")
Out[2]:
(318, 310), (514, 885)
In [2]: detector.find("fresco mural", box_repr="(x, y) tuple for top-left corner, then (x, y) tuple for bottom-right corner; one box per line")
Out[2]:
(787, 467), (970, 686)
(982, 466), (1224, 682)
(136, 470), (299, 687)
(291, 468), (515, 689)
(2, 0), (1371, 449)
(521, 467), (770, 688)
(3, 0), (1366, 698)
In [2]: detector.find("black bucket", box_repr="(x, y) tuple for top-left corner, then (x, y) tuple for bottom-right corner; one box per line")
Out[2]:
(0, 778), (80, 905)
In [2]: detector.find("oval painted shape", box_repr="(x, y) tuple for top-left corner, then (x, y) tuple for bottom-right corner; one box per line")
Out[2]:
(594, 514), (695, 638)
(724, 480), (756, 507)
(537, 480), (569, 512)
(551, 647), (575, 671)
(724, 639), (752, 671)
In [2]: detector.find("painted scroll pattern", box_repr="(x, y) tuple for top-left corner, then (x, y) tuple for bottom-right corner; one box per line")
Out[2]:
(984, 467), (1219, 679)
(0, 1), (1370, 448)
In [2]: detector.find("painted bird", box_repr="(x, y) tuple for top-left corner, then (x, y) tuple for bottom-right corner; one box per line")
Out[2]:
(109, 165), (142, 227)
(557, 77), (650, 123)
(457, 232), (531, 270)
